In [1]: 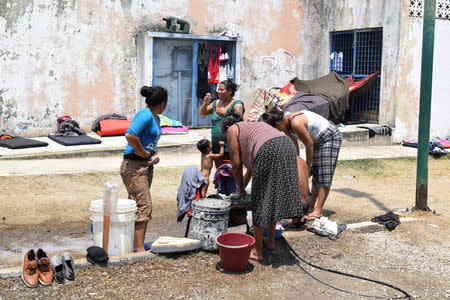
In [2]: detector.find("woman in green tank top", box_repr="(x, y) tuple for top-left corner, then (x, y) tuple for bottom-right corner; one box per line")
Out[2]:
(199, 79), (245, 168)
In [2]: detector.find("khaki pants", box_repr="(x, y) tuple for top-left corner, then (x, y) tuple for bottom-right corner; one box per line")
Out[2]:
(120, 159), (154, 223)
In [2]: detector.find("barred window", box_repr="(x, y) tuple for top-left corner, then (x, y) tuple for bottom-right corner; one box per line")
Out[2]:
(330, 29), (382, 123)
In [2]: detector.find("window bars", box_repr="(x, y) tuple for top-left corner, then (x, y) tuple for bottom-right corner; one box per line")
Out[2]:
(330, 28), (383, 123)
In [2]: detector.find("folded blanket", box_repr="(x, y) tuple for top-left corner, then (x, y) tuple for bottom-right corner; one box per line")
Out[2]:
(159, 115), (183, 127)
(162, 125), (188, 135)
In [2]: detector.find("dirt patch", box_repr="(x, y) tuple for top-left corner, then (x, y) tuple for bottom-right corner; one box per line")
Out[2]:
(0, 157), (449, 298)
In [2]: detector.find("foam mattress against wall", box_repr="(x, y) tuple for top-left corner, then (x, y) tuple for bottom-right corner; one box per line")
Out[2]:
(48, 134), (102, 146)
(0, 137), (49, 149)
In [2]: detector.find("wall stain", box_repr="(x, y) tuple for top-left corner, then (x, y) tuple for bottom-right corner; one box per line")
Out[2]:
(0, 0), (34, 34)
(120, 0), (133, 11)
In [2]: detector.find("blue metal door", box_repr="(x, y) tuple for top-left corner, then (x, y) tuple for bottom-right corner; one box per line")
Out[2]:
(153, 38), (193, 125)
(152, 36), (238, 127)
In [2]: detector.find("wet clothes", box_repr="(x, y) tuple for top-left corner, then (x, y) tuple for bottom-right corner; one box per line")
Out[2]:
(210, 99), (245, 154)
(251, 136), (303, 228)
(371, 211), (401, 231)
(124, 107), (161, 156)
(213, 163), (237, 195)
(177, 166), (207, 222)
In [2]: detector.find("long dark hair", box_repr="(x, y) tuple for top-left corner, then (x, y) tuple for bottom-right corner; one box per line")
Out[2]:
(263, 109), (284, 128)
(140, 86), (168, 107)
(221, 108), (243, 134)
(219, 79), (239, 97)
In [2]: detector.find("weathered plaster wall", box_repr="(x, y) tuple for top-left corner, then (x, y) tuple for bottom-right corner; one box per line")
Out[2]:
(1, 0), (446, 140)
(0, 0), (307, 136)
(0, 0), (138, 136)
(430, 20), (450, 138)
(298, 0), (402, 127)
(394, 1), (450, 142)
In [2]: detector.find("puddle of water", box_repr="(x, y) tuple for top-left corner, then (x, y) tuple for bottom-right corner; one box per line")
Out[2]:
(0, 236), (93, 269)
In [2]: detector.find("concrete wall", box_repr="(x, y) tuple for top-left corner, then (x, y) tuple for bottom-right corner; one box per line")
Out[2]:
(430, 20), (450, 139)
(395, 7), (450, 142)
(1, 0), (448, 141)
(0, 0), (309, 136)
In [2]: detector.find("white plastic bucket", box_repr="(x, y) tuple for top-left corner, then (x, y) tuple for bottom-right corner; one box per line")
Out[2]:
(89, 199), (137, 255)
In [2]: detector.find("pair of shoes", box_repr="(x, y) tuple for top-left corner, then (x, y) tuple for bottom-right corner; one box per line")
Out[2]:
(50, 252), (75, 284)
(22, 249), (53, 288)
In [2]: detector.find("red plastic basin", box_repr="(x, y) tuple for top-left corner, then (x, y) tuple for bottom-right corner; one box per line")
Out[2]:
(216, 233), (255, 272)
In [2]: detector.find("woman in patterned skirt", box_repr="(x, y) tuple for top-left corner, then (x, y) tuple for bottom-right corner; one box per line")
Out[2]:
(264, 109), (342, 221)
(221, 109), (303, 261)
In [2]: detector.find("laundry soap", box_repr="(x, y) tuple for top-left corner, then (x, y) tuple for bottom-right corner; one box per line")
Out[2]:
(151, 237), (201, 253)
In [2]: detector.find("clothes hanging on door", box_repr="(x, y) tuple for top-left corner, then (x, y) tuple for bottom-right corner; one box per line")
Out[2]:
(197, 44), (209, 98)
(207, 45), (220, 84)
(219, 46), (229, 63)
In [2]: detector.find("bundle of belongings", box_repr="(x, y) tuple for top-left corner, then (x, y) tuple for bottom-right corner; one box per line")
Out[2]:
(401, 136), (449, 156)
(0, 132), (49, 149)
(246, 70), (380, 125)
(92, 113), (131, 137)
(49, 115), (101, 146)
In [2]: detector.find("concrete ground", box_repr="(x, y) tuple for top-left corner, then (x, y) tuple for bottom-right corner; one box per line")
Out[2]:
(0, 128), (417, 176)
(0, 127), (429, 281)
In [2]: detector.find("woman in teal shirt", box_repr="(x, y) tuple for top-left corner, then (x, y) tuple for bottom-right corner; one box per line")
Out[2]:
(120, 85), (168, 252)
(199, 79), (245, 168)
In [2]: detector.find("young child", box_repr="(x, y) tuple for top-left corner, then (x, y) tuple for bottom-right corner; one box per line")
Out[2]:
(196, 139), (224, 197)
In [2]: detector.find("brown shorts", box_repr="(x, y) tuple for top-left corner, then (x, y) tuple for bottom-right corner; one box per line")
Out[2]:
(120, 158), (154, 223)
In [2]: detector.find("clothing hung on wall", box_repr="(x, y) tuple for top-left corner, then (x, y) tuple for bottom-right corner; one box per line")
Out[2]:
(197, 43), (234, 99)
(207, 45), (220, 84)
(197, 43), (209, 98)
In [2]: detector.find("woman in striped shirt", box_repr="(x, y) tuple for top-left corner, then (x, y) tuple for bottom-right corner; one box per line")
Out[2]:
(221, 109), (303, 261)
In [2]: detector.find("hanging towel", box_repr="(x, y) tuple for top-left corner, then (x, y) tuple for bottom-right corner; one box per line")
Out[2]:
(207, 45), (220, 84)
